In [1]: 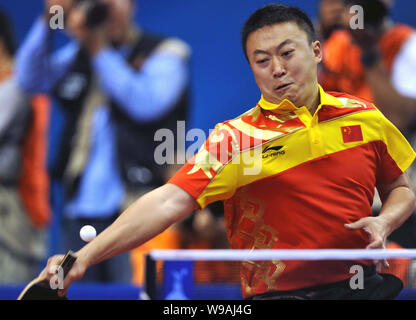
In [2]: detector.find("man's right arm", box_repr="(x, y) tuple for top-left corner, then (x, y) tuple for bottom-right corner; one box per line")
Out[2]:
(40, 183), (198, 296)
(15, 17), (79, 94)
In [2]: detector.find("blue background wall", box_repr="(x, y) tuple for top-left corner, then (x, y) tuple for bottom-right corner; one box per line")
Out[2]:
(2, 0), (416, 134)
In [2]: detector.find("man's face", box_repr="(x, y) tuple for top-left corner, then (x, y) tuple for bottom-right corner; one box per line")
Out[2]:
(319, 0), (346, 32)
(103, 0), (134, 44)
(246, 22), (322, 107)
(66, 0), (134, 44)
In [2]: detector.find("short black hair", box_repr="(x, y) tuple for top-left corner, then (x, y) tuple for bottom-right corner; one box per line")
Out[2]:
(241, 4), (316, 60)
(0, 8), (16, 57)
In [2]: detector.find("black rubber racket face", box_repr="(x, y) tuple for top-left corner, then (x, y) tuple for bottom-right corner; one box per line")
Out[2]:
(20, 280), (69, 300)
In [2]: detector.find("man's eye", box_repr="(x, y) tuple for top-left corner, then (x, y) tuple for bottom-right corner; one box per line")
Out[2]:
(282, 50), (294, 57)
(256, 59), (269, 64)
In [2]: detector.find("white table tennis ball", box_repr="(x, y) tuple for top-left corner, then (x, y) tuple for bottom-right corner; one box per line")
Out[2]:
(80, 225), (97, 242)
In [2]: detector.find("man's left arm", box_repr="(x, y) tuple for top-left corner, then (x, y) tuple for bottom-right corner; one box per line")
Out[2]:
(345, 173), (415, 249)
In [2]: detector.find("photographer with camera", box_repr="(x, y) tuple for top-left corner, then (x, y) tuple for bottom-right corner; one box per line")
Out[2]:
(319, 0), (416, 133)
(16, 0), (191, 283)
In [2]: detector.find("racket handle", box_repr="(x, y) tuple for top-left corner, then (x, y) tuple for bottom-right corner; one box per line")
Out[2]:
(58, 251), (77, 278)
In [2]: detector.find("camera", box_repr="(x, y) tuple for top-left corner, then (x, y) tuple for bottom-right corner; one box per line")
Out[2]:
(75, 0), (109, 29)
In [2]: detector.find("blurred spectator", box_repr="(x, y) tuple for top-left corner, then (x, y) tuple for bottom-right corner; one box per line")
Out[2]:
(0, 8), (51, 283)
(315, 0), (346, 41)
(319, 0), (416, 132)
(318, 0), (416, 283)
(16, 0), (190, 283)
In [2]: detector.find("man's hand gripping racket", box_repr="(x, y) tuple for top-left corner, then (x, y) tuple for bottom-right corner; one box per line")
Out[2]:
(17, 251), (77, 300)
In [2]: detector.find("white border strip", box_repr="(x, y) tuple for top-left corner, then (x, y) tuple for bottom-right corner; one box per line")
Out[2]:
(150, 249), (416, 261)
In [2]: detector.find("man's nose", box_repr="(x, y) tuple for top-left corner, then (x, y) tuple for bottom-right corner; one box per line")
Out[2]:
(272, 58), (286, 78)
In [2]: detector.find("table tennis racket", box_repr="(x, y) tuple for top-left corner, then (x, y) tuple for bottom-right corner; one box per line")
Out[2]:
(17, 251), (77, 300)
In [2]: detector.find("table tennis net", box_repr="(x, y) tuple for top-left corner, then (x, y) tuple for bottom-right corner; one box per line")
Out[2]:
(142, 248), (416, 299)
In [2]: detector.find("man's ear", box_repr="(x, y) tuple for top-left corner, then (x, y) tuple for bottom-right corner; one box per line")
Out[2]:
(312, 40), (322, 64)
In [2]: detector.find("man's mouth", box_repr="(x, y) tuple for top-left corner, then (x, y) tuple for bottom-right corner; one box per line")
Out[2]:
(275, 83), (292, 91)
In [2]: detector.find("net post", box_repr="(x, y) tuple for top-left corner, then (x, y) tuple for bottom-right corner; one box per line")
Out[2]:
(142, 253), (157, 300)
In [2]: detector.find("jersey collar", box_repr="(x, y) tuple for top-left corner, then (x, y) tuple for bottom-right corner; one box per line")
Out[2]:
(257, 85), (343, 113)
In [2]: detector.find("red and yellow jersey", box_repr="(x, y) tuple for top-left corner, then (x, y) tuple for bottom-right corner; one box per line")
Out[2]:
(168, 86), (415, 297)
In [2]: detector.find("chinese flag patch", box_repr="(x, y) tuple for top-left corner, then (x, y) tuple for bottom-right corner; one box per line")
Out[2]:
(341, 125), (363, 143)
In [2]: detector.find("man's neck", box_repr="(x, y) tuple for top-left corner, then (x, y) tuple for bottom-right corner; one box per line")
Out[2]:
(304, 86), (321, 116)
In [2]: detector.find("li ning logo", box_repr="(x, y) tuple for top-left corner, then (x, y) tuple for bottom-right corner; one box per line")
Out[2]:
(262, 145), (285, 159)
